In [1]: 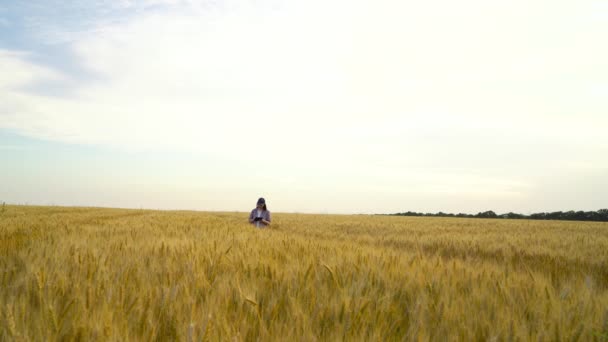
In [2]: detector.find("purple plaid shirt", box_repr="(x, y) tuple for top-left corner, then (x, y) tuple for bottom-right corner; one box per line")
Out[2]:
(249, 209), (271, 227)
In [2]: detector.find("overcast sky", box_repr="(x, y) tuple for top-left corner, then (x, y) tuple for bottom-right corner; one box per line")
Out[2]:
(1, 0), (607, 214)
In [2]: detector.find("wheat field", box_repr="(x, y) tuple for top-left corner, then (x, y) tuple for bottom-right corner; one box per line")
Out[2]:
(1, 205), (607, 341)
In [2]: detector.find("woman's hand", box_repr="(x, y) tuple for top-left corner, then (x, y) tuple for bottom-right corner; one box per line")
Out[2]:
(261, 219), (270, 226)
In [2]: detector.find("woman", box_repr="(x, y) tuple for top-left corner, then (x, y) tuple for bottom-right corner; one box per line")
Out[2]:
(249, 197), (271, 228)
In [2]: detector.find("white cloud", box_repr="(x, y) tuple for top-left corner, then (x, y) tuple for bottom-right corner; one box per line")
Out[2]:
(0, 51), (63, 87)
(1, 0), (607, 212)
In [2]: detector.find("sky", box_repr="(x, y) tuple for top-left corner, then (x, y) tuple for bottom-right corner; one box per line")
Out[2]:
(1, 0), (607, 214)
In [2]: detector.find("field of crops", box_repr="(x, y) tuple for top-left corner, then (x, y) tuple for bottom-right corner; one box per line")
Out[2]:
(1, 205), (608, 341)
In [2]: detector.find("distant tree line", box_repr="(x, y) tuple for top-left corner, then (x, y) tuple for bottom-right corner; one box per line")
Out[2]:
(389, 209), (608, 222)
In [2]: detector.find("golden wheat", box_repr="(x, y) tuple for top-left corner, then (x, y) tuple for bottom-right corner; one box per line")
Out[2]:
(1, 205), (607, 341)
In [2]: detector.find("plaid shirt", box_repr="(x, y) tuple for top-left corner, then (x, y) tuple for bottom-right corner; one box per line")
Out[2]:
(249, 209), (271, 227)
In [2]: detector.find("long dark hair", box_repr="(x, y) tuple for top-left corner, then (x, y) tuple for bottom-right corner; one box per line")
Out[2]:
(257, 198), (267, 211)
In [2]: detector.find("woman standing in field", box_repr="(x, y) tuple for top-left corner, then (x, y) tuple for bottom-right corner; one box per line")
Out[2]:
(249, 197), (271, 228)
